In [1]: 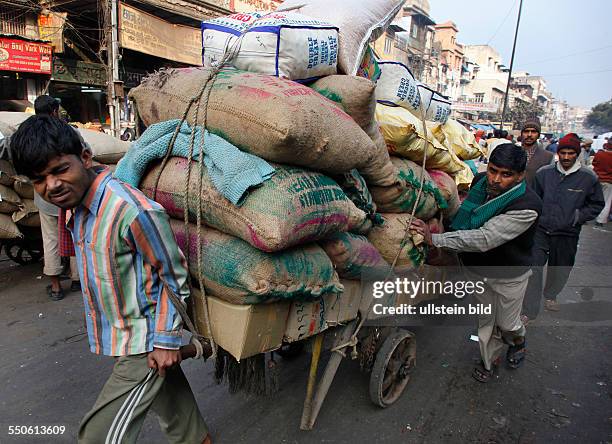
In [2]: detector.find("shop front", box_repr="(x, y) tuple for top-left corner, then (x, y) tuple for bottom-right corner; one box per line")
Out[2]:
(0, 36), (52, 112)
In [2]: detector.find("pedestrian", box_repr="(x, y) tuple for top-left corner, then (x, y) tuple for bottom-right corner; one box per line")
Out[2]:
(592, 138), (612, 227)
(546, 138), (559, 154)
(411, 144), (542, 382)
(33, 95), (80, 300)
(580, 137), (594, 166)
(522, 133), (605, 317)
(519, 118), (554, 187)
(10, 115), (211, 444)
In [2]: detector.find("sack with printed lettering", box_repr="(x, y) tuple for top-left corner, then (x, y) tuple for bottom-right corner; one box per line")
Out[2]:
(202, 12), (339, 82)
(375, 62), (422, 114)
(141, 157), (370, 253)
(170, 219), (342, 304)
(426, 91), (451, 124)
(278, 0), (406, 75)
(129, 67), (375, 175)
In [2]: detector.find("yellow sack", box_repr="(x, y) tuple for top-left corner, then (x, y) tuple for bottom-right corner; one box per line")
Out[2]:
(454, 161), (475, 191)
(441, 119), (483, 161)
(375, 105), (464, 175)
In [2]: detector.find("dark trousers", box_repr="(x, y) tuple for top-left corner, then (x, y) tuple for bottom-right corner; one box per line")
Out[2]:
(522, 230), (579, 318)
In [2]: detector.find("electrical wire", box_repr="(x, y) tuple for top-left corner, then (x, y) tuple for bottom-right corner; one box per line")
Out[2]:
(486, 0), (517, 46)
(520, 45), (612, 66)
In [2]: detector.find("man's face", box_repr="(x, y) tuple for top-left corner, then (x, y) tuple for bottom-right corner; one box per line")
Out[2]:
(521, 127), (539, 147)
(558, 148), (578, 170)
(30, 150), (94, 209)
(486, 162), (525, 198)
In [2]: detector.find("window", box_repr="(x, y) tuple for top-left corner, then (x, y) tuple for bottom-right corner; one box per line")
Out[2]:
(384, 37), (392, 54)
(411, 22), (418, 39)
(475, 93), (484, 103)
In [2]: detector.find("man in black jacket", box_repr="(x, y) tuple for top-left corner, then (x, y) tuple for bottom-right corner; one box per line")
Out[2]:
(412, 144), (542, 383)
(522, 133), (605, 317)
(520, 118), (554, 187)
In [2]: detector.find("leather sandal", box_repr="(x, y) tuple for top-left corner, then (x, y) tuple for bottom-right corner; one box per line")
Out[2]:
(46, 285), (65, 301)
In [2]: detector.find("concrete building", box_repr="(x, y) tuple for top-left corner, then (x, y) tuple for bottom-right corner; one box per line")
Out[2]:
(433, 20), (464, 101)
(373, 0), (438, 86)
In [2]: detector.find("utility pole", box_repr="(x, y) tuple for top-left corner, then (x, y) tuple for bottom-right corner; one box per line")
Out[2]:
(500, 0), (524, 131)
(106, 0), (121, 138)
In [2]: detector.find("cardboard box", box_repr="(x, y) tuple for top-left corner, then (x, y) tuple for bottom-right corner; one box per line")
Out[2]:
(189, 288), (290, 361)
(284, 281), (365, 342)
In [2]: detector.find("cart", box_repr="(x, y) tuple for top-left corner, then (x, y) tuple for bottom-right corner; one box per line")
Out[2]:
(297, 318), (416, 430)
(0, 226), (43, 265)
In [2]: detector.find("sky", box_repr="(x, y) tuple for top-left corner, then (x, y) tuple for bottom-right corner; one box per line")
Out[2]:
(428, 0), (612, 109)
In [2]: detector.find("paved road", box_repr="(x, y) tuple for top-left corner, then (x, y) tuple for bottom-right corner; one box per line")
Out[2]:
(1, 224), (611, 443)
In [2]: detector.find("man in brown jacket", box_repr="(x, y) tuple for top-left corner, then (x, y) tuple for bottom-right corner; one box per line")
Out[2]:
(520, 118), (554, 187)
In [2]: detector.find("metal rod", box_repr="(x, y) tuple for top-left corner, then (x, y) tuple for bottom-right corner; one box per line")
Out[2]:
(300, 334), (323, 430)
(500, 0), (524, 131)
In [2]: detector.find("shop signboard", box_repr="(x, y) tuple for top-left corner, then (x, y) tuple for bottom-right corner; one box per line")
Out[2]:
(0, 38), (52, 74)
(119, 3), (202, 66)
(452, 101), (499, 113)
(38, 12), (67, 53)
(52, 58), (107, 86)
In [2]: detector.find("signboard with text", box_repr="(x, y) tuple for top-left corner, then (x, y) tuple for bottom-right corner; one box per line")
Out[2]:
(119, 3), (202, 66)
(52, 58), (107, 86)
(38, 12), (67, 53)
(0, 38), (52, 74)
(452, 101), (499, 113)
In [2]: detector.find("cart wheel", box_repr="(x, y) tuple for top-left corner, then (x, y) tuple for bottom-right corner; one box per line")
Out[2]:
(4, 243), (42, 266)
(369, 329), (416, 408)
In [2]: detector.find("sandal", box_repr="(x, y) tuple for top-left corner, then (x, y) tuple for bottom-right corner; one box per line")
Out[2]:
(506, 340), (526, 369)
(46, 285), (65, 301)
(472, 359), (498, 383)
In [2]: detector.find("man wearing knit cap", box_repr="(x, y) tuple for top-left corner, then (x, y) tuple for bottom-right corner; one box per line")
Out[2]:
(592, 138), (612, 226)
(520, 117), (553, 187)
(522, 133), (604, 318)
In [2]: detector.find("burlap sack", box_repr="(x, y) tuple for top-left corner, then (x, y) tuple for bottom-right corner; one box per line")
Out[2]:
(375, 104), (465, 175)
(367, 213), (426, 274)
(441, 119), (483, 161)
(320, 232), (390, 280)
(369, 157), (445, 220)
(12, 176), (34, 199)
(0, 160), (16, 187)
(170, 219), (343, 305)
(424, 217), (458, 266)
(141, 157), (370, 252)
(0, 183), (21, 213)
(129, 68), (375, 175)
(78, 128), (130, 164)
(333, 169), (380, 225)
(309, 75), (398, 186)
(0, 213), (22, 239)
(428, 169), (460, 218)
(12, 198), (40, 227)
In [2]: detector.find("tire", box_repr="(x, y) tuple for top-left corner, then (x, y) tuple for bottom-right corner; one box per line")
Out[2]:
(369, 329), (416, 408)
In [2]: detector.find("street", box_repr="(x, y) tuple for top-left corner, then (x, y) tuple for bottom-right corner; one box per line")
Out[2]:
(1, 224), (610, 444)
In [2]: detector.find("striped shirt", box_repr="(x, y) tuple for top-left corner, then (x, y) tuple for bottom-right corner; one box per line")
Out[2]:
(67, 169), (189, 356)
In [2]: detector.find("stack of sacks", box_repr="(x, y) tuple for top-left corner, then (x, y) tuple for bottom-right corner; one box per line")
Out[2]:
(0, 161), (39, 239)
